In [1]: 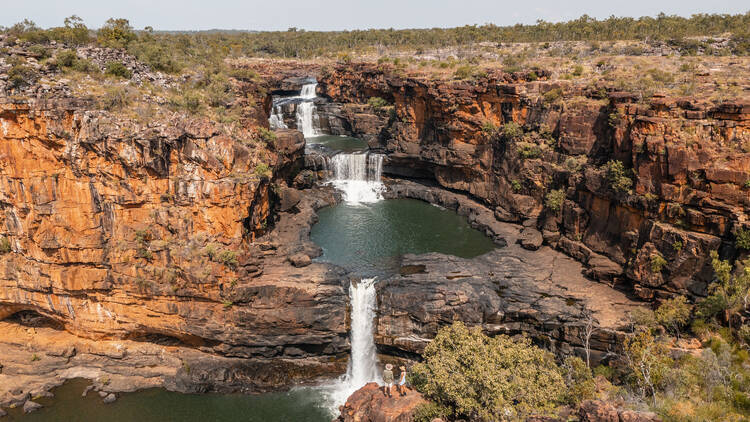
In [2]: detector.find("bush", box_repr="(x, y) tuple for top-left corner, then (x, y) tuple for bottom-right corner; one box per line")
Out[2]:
(256, 128), (277, 146)
(104, 61), (132, 79)
(97, 18), (136, 48)
(0, 236), (11, 254)
(650, 253), (667, 273)
(367, 96), (388, 110)
(517, 142), (541, 159)
(56, 50), (78, 67)
(605, 160), (633, 193)
(255, 163), (272, 180)
(655, 296), (691, 337)
(217, 250), (238, 268)
(412, 402), (450, 422)
(7, 64), (38, 90)
(542, 87), (564, 103)
(736, 228), (750, 250)
(411, 321), (565, 420)
(500, 122), (523, 139)
(561, 356), (597, 406)
(545, 189), (566, 212)
(481, 121), (498, 134)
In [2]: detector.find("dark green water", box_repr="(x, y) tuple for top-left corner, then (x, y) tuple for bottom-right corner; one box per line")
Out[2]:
(10, 194), (496, 422)
(311, 198), (497, 277)
(6, 379), (331, 422)
(307, 135), (368, 152)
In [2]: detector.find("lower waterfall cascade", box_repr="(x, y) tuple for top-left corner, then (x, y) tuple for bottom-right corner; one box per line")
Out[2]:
(321, 277), (381, 413)
(329, 152), (385, 204)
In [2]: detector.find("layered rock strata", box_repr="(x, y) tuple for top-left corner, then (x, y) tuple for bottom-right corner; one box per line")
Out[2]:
(312, 63), (750, 301)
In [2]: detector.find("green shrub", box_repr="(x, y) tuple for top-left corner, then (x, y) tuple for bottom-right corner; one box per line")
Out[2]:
(736, 228), (750, 250)
(412, 402), (450, 422)
(29, 45), (51, 60)
(411, 321), (565, 420)
(7, 64), (38, 89)
(104, 61), (132, 79)
(572, 64), (584, 76)
(650, 253), (667, 273)
(517, 142), (541, 159)
(217, 250), (238, 268)
(542, 87), (564, 103)
(655, 296), (691, 337)
(672, 240), (683, 251)
(71, 57), (98, 73)
(605, 160), (633, 193)
(561, 356), (596, 406)
(256, 128), (277, 146)
(56, 50), (78, 67)
(206, 79), (232, 107)
(743, 180), (750, 189)
(453, 65), (485, 79)
(500, 122), (523, 139)
(0, 236), (11, 254)
(545, 189), (566, 212)
(481, 121), (498, 134)
(255, 163), (272, 180)
(367, 96), (388, 110)
(97, 18), (137, 48)
(511, 180), (522, 192)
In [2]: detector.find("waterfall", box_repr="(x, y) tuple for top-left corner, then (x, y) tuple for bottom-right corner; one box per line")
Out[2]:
(322, 277), (381, 413)
(269, 105), (287, 129)
(296, 82), (319, 138)
(267, 81), (320, 137)
(329, 153), (385, 203)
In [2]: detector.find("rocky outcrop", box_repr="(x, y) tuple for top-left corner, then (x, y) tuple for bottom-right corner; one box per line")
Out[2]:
(335, 382), (426, 422)
(315, 62), (750, 301)
(0, 97), (352, 397)
(377, 181), (640, 363)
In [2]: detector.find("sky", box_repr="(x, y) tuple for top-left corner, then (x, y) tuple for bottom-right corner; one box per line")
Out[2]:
(2, 0), (748, 31)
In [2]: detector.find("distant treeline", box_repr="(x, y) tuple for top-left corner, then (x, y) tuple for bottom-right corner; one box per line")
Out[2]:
(1, 12), (749, 64)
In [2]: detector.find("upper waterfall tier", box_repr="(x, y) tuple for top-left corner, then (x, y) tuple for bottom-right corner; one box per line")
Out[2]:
(269, 81), (320, 138)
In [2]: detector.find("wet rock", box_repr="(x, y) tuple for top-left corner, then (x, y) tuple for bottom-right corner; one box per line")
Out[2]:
(278, 186), (302, 212)
(0, 407), (6, 417)
(23, 400), (42, 414)
(335, 382), (426, 422)
(102, 393), (117, 404)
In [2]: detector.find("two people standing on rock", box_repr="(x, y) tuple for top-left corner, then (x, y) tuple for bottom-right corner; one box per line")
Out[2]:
(383, 364), (408, 398)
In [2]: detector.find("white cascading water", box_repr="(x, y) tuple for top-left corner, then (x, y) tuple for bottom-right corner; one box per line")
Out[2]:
(268, 105), (287, 129)
(329, 153), (385, 203)
(267, 82), (319, 136)
(322, 277), (382, 413)
(296, 83), (319, 137)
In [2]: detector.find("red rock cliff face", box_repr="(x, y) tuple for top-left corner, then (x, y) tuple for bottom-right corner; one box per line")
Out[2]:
(318, 63), (750, 299)
(0, 98), (348, 384)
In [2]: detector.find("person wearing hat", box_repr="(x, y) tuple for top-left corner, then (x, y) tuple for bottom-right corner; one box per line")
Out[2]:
(383, 364), (394, 398)
(397, 365), (408, 396)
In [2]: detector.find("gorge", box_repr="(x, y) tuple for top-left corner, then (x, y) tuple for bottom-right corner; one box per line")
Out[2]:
(0, 15), (749, 421)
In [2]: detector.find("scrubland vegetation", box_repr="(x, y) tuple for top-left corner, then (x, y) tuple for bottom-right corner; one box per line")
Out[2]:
(410, 251), (750, 421)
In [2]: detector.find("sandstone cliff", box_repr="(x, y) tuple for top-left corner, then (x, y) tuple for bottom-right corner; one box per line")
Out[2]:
(313, 62), (749, 301)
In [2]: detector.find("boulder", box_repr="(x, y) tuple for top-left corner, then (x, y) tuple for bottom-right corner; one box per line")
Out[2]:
(288, 253), (312, 267)
(519, 227), (544, 250)
(335, 382), (426, 422)
(102, 393), (117, 404)
(23, 400), (42, 414)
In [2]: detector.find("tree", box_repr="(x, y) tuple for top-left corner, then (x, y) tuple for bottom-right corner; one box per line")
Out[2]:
(410, 321), (565, 420)
(578, 310), (598, 368)
(707, 251), (750, 335)
(622, 330), (673, 405)
(654, 295), (691, 339)
(97, 18), (136, 48)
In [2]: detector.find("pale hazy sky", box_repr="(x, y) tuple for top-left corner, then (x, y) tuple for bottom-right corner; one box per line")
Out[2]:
(3, 0), (748, 31)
